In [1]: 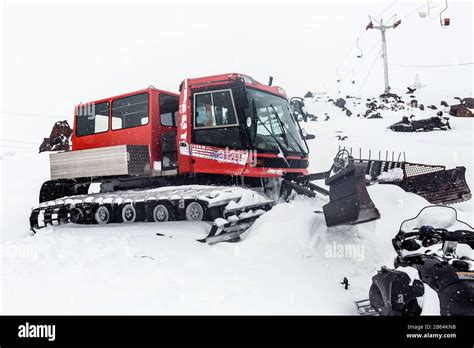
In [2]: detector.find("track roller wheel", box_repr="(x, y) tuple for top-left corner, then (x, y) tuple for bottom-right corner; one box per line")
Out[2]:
(120, 203), (144, 223)
(70, 207), (85, 224)
(94, 205), (111, 224)
(147, 202), (174, 222)
(185, 201), (205, 221)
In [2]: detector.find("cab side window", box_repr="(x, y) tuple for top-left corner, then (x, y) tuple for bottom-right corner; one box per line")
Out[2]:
(193, 89), (242, 148)
(194, 90), (238, 128)
(112, 93), (149, 130)
(76, 102), (109, 136)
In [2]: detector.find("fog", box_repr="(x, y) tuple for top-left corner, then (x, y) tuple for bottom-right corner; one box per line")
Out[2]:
(1, 0), (472, 142)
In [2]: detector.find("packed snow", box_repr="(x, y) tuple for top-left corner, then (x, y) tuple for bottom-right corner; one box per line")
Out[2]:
(1, 91), (472, 315)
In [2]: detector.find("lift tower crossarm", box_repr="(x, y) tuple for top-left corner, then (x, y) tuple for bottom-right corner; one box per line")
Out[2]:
(366, 15), (401, 94)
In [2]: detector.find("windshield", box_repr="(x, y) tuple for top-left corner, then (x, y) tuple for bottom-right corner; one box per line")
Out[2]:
(246, 89), (308, 155)
(399, 206), (473, 234)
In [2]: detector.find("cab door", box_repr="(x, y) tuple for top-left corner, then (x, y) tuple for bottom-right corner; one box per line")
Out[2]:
(190, 88), (247, 175)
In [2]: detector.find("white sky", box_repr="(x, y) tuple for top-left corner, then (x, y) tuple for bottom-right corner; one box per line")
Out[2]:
(0, 0), (472, 142)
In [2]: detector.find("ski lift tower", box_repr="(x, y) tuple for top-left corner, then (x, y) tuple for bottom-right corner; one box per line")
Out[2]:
(366, 15), (401, 94)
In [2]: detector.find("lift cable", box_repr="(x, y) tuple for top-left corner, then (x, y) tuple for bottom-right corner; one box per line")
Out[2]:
(339, 42), (381, 83)
(391, 62), (474, 68)
(358, 49), (381, 94)
(0, 144), (37, 150)
(0, 139), (38, 145)
(1, 111), (69, 119)
(400, 0), (433, 20)
(375, 0), (398, 19)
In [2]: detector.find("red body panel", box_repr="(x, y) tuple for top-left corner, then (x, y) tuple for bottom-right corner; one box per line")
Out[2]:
(72, 87), (179, 170)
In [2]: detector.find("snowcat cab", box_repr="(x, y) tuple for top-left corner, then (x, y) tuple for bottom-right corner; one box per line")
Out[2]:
(176, 74), (310, 179)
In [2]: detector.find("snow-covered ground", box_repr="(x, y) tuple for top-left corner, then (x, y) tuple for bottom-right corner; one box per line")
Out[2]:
(1, 92), (472, 315)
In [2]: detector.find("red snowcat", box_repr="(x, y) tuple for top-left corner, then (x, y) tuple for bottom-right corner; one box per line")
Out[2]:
(29, 73), (471, 244)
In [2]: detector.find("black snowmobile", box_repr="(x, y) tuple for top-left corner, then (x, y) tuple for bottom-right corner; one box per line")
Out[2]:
(357, 206), (474, 316)
(388, 115), (451, 132)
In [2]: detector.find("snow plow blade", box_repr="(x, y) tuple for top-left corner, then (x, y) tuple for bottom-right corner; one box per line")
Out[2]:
(395, 166), (471, 205)
(362, 158), (472, 205)
(323, 161), (380, 227)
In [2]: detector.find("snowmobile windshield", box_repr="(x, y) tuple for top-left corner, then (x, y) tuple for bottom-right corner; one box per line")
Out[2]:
(399, 206), (474, 234)
(247, 89), (308, 156)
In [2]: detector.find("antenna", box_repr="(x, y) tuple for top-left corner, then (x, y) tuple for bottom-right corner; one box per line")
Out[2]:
(366, 14), (402, 94)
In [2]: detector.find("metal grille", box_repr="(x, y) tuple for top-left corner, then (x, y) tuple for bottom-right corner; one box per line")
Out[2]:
(404, 163), (445, 178)
(357, 159), (445, 179)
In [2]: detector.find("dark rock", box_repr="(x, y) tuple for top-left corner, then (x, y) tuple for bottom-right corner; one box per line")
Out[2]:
(380, 92), (401, 100)
(39, 120), (72, 153)
(368, 112), (383, 119)
(334, 98), (346, 109)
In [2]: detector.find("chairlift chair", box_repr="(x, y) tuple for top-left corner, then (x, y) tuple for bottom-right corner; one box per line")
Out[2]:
(440, 0), (450, 27)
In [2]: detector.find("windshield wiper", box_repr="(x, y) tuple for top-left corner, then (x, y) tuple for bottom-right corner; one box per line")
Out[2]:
(252, 98), (290, 166)
(269, 104), (307, 155)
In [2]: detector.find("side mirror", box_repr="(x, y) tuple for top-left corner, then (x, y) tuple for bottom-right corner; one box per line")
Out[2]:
(233, 78), (249, 109)
(246, 116), (252, 128)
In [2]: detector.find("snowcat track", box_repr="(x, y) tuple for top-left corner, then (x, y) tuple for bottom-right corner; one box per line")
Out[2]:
(29, 185), (274, 245)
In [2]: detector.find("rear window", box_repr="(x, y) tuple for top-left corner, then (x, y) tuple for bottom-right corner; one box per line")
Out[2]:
(75, 102), (109, 137)
(112, 93), (149, 130)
